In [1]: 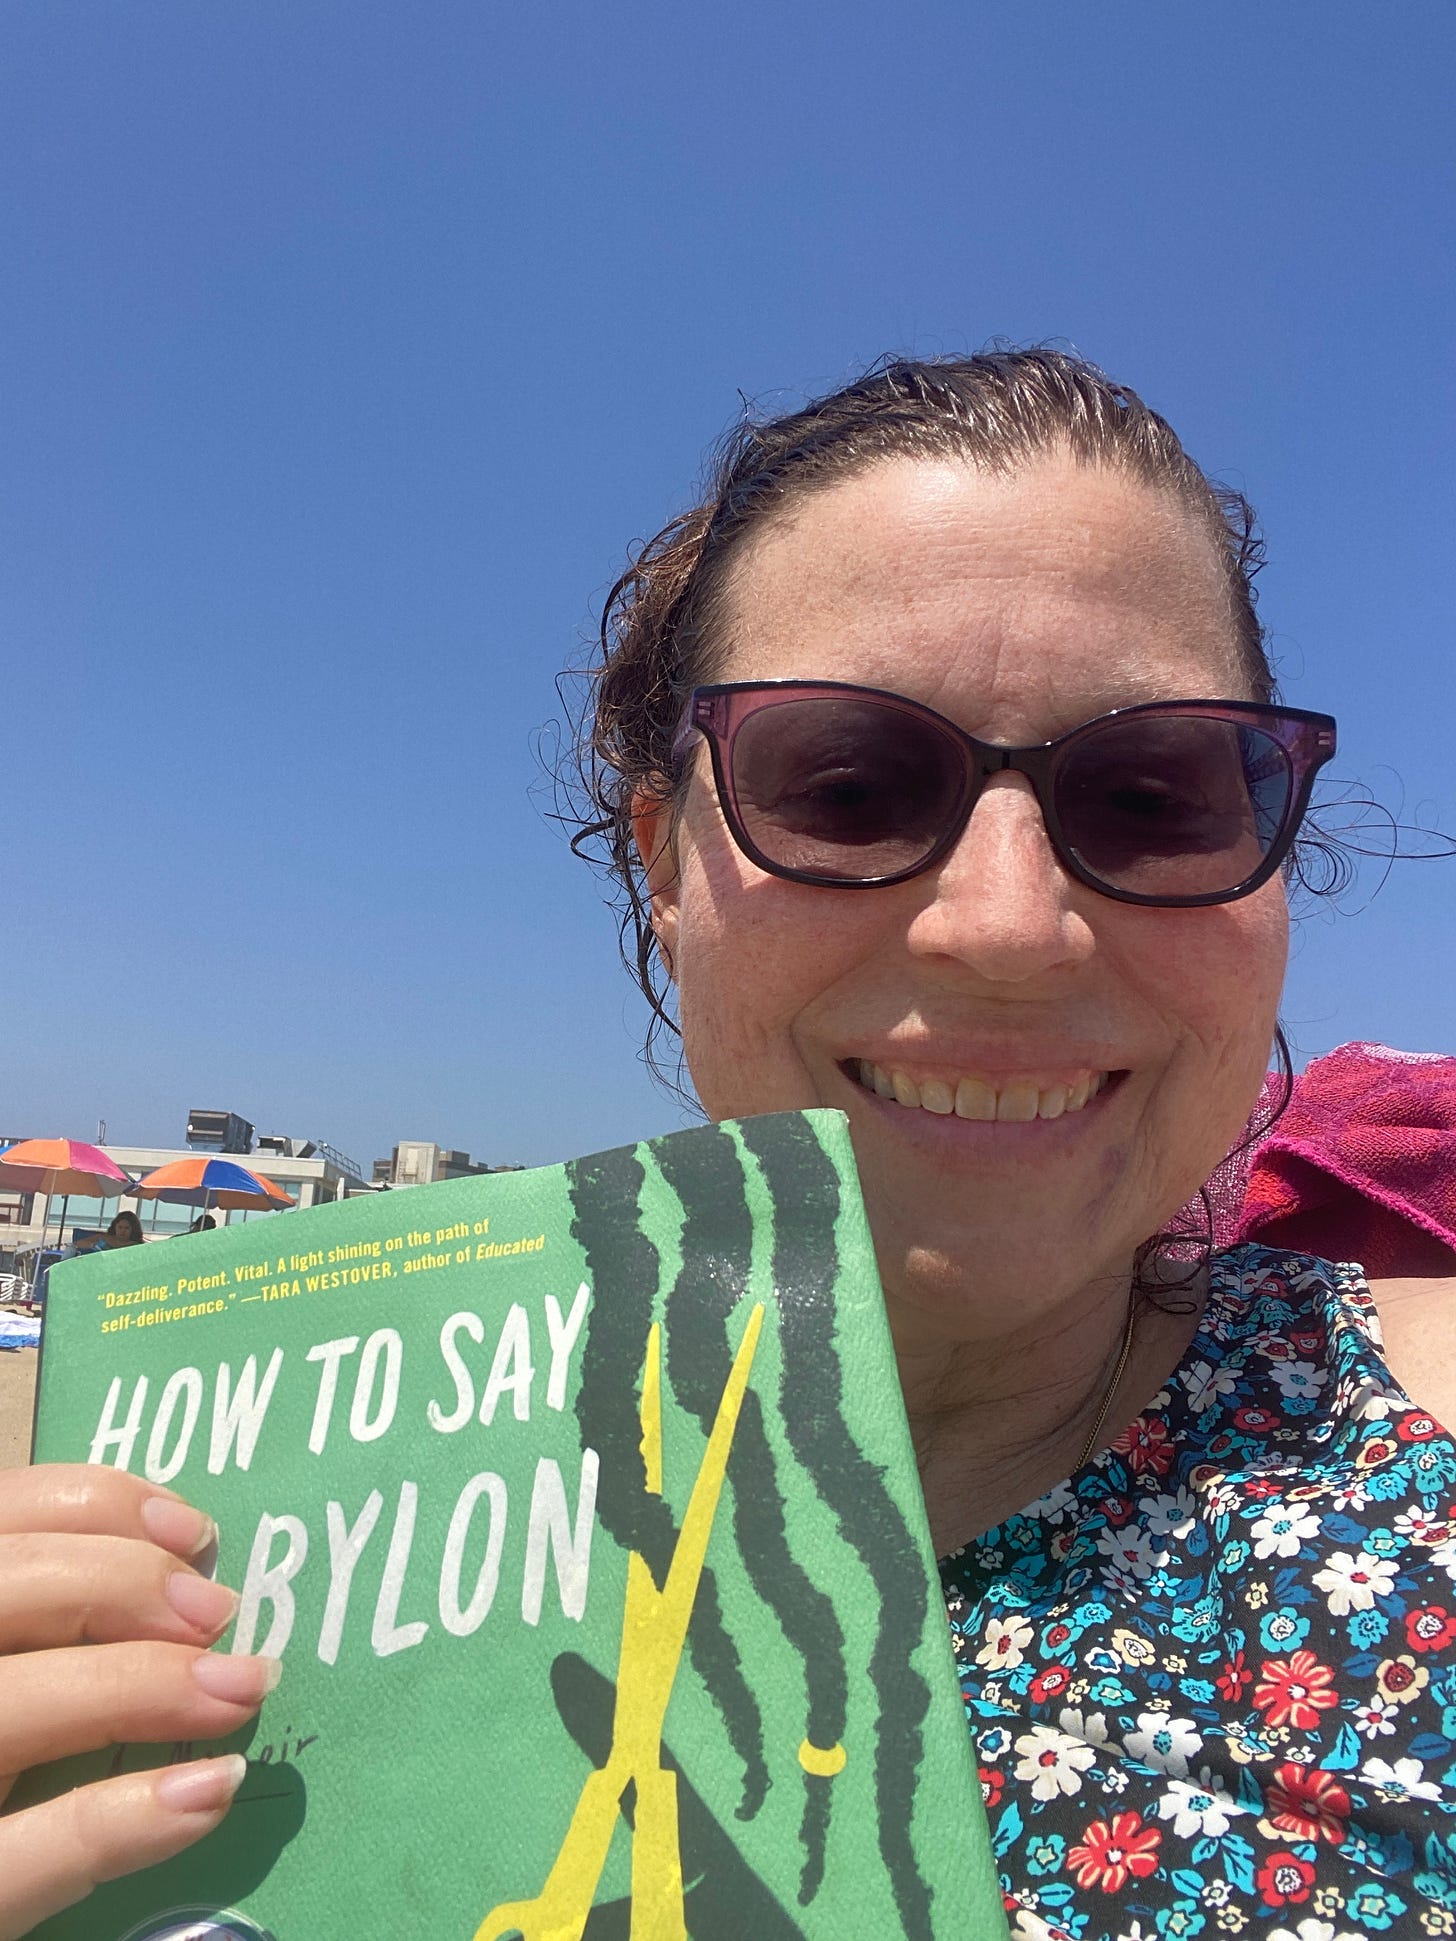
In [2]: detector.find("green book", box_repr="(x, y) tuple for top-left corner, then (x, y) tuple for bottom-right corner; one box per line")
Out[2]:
(23, 1110), (1005, 1940)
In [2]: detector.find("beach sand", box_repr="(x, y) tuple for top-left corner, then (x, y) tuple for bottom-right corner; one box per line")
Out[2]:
(0, 1347), (37, 1468)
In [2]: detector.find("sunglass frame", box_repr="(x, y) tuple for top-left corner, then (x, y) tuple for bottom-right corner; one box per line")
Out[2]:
(673, 680), (1339, 907)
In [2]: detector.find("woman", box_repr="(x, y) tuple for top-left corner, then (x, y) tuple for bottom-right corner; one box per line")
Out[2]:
(1, 352), (1452, 1938)
(103, 1210), (146, 1249)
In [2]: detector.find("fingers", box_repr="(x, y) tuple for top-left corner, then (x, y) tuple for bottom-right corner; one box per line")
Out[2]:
(0, 1467), (257, 1935)
(0, 1642), (279, 1778)
(0, 1464), (215, 1559)
(0, 1532), (240, 1653)
(0, 1755), (246, 1941)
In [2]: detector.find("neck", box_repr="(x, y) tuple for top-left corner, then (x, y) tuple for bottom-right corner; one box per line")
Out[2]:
(889, 1253), (1206, 1554)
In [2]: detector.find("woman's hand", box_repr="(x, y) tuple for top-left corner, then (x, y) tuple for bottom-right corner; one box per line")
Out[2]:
(0, 1464), (278, 1941)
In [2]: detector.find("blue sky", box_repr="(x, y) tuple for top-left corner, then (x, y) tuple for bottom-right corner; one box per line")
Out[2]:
(3, 3), (1452, 1172)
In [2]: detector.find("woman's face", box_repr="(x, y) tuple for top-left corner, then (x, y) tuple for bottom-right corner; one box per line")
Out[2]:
(645, 456), (1289, 1341)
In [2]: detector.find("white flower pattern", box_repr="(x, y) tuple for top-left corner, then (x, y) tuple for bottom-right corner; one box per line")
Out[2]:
(1154, 1771), (1248, 1838)
(1310, 1548), (1400, 1615)
(975, 1613), (1034, 1673)
(1012, 1725), (1097, 1801)
(941, 1247), (1456, 1940)
(1250, 1505), (1321, 1559)
(1122, 1708), (1204, 1777)
(1360, 1754), (1442, 1802)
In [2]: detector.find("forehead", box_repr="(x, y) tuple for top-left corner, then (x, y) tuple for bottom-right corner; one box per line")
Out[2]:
(713, 455), (1247, 736)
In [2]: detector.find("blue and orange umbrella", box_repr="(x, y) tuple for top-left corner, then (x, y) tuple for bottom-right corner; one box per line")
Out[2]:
(130, 1157), (296, 1214)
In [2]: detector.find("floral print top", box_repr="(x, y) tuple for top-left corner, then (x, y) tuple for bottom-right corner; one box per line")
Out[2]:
(941, 1246), (1456, 1941)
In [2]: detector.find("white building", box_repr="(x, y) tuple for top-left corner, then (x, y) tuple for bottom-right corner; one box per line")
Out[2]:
(0, 1112), (370, 1266)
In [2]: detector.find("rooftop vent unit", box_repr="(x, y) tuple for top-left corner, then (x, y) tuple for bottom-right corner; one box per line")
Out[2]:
(185, 1110), (254, 1154)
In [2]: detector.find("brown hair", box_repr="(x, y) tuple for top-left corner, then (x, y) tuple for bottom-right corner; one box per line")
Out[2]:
(106, 1209), (145, 1247)
(568, 348), (1276, 1073)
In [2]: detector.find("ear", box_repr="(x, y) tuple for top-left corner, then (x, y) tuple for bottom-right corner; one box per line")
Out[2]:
(630, 785), (681, 981)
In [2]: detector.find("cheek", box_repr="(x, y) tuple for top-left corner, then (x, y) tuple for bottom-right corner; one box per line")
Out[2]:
(670, 836), (826, 1119)
(1140, 874), (1286, 1024)
(1192, 887), (1288, 1045)
(1144, 886), (1288, 1152)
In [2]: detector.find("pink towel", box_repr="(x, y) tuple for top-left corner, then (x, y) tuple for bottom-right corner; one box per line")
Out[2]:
(1232, 1041), (1456, 1276)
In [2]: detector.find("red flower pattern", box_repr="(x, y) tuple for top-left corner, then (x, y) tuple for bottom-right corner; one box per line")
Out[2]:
(1256, 1851), (1317, 1908)
(1398, 1412), (1440, 1442)
(1215, 1650), (1253, 1701)
(1111, 1415), (1175, 1477)
(1263, 1762), (1350, 1844)
(940, 1249), (1456, 1937)
(1067, 1811), (1161, 1892)
(1029, 1665), (1073, 1703)
(1234, 1404), (1282, 1433)
(1253, 1649), (1340, 1730)
(1405, 1605), (1456, 1653)
(1243, 1475), (1283, 1500)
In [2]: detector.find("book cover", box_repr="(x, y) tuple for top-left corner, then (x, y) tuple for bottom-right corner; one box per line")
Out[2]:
(22, 1110), (1004, 1939)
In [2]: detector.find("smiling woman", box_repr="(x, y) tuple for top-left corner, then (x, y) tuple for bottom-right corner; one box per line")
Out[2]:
(1, 352), (1453, 1940)
(634, 453), (1295, 1414)
(561, 352), (1456, 1936)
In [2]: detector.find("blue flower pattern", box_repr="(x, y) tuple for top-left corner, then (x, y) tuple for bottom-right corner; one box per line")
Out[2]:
(941, 1248), (1456, 1939)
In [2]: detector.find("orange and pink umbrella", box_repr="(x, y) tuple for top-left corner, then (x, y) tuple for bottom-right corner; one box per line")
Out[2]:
(0, 1138), (138, 1252)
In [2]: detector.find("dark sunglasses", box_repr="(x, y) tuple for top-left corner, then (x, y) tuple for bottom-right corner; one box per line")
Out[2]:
(672, 681), (1337, 907)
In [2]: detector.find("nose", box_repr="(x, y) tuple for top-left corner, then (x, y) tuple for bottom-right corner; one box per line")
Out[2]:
(903, 774), (1097, 982)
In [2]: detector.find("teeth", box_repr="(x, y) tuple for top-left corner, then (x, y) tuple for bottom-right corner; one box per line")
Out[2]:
(954, 1076), (996, 1121)
(891, 1070), (920, 1108)
(859, 1062), (1113, 1122)
(995, 1082), (1039, 1123)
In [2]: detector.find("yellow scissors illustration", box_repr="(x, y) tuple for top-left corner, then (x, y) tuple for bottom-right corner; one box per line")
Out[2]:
(475, 1304), (765, 1941)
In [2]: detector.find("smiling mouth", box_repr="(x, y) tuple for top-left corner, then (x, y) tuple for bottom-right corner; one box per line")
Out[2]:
(849, 1060), (1120, 1122)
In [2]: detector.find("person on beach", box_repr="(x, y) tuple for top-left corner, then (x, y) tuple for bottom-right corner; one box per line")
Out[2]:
(2, 351), (1453, 1939)
(103, 1211), (147, 1250)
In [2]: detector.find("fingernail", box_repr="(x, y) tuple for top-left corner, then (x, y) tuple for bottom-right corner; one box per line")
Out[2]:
(142, 1494), (216, 1559)
(191, 1652), (282, 1703)
(156, 1753), (248, 1815)
(165, 1570), (241, 1636)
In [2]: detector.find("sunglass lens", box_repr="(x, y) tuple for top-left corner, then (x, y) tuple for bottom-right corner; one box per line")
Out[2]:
(1055, 716), (1293, 898)
(729, 696), (965, 880)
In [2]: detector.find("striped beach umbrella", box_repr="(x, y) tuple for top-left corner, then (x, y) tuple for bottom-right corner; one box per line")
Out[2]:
(130, 1157), (296, 1212)
(0, 1138), (138, 1257)
(0, 1138), (135, 1198)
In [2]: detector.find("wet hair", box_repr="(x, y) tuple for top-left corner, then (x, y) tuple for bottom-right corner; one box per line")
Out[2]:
(568, 348), (1276, 1069)
(561, 347), (1453, 1440)
(564, 349), (1447, 1162)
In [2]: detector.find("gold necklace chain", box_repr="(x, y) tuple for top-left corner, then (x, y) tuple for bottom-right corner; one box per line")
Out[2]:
(1074, 1296), (1137, 1471)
